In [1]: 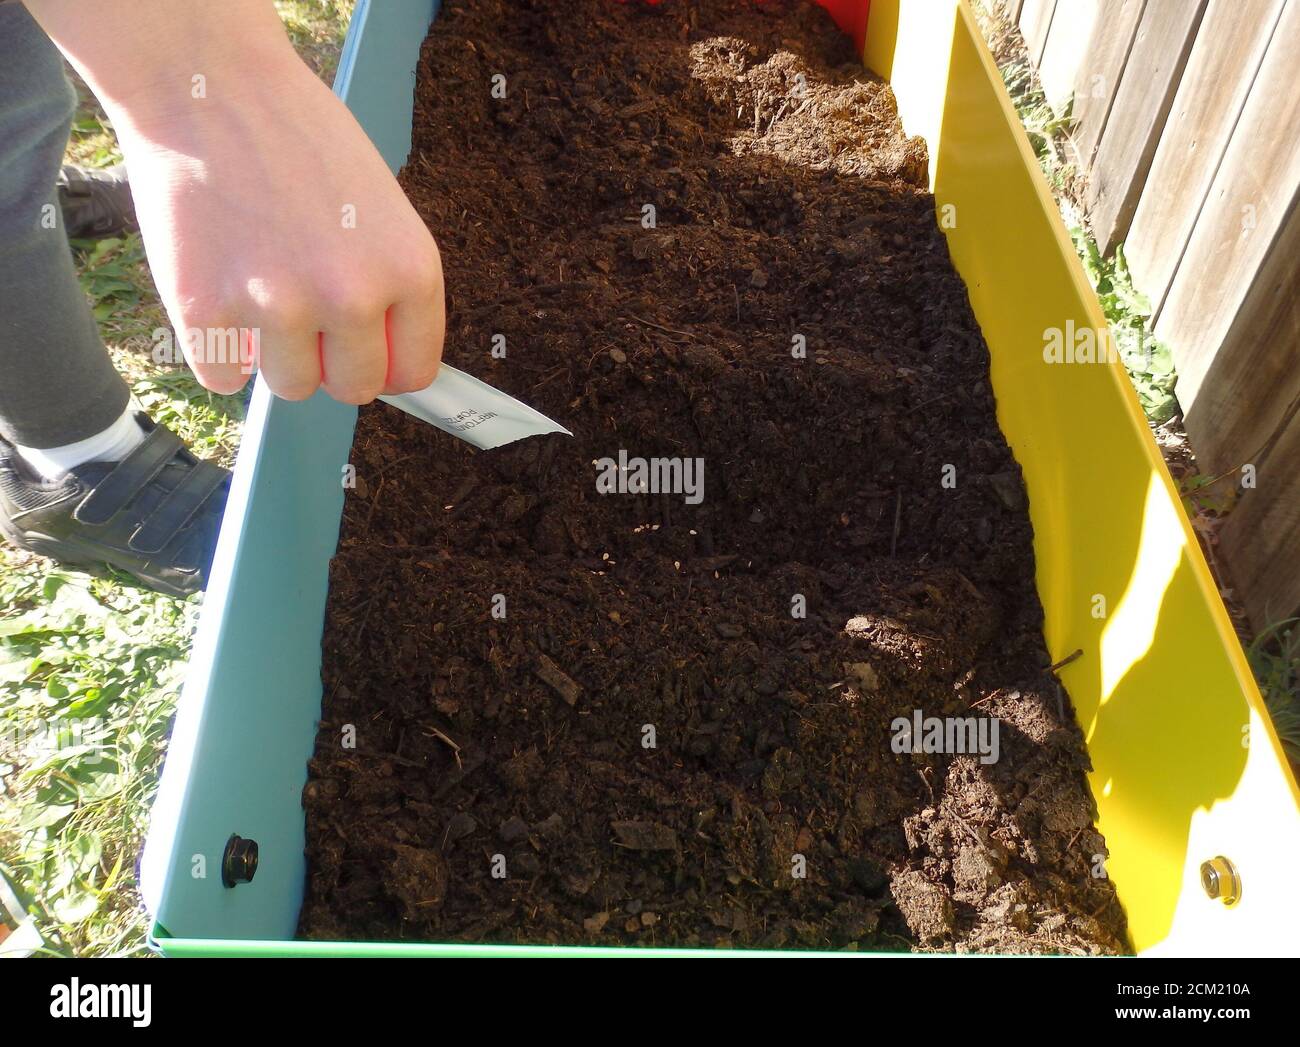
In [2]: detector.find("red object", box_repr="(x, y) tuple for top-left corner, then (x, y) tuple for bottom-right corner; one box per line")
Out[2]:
(622, 1), (871, 52)
(808, 0), (871, 51)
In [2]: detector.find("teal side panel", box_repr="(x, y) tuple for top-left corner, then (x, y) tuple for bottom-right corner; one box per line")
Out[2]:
(333, 0), (441, 170)
(141, 0), (440, 941)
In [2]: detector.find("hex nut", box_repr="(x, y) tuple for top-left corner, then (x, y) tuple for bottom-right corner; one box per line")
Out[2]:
(1199, 855), (1240, 907)
(222, 834), (259, 888)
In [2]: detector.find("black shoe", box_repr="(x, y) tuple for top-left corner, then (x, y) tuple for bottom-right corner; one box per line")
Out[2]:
(57, 163), (139, 240)
(0, 415), (230, 598)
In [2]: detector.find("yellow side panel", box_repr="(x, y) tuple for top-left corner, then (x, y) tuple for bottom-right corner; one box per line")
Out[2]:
(865, 0), (1300, 955)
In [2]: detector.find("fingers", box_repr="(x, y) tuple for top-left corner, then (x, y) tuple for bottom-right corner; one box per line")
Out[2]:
(185, 303), (434, 404)
(170, 311), (253, 395)
(384, 238), (445, 394)
(254, 324), (322, 401)
(175, 239), (443, 404)
(271, 239), (442, 402)
(321, 315), (388, 405)
(384, 286), (445, 394)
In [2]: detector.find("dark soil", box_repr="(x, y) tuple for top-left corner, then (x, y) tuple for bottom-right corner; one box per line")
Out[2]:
(298, 0), (1128, 953)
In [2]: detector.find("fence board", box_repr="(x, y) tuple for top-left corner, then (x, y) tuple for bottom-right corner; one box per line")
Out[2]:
(1126, 0), (1285, 318)
(1219, 278), (1300, 627)
(1086, 0), (1208, 253)
(1038, 0), (1101, 115)
(1184, 190), (1300, 479)
(1070, 0), (1146, 166)
(1006, 0), (1300, 631)
(1156, 0), (1300, 414)
(1018, 0), (1057, 64)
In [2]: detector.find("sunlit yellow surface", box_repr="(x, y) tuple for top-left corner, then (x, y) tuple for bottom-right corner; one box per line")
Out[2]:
(864, 0), (1300, 954)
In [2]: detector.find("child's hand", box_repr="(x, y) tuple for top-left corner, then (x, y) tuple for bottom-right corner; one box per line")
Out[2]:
(29, 0), (445, 404)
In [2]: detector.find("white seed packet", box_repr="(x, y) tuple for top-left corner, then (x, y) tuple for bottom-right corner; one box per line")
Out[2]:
(379, 363), (572, 450)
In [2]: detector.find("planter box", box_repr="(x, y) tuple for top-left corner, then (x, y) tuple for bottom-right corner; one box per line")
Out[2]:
(141, 0), (1300, 957)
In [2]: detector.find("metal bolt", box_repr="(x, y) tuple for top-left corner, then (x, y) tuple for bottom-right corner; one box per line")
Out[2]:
(222, 834), (259, 888)
(1199, 856), (1240, 906)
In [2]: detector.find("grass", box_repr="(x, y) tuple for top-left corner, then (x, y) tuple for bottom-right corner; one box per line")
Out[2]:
(1249, 620), (1300, 765)
(985, 24), (1079, 199)
(275, 0), (356, 82)
(1068, 231), (1179, 426)
(0, 1), (353, 958)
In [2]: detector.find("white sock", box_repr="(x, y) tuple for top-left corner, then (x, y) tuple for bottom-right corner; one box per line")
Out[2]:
(15, 409), (147, 481)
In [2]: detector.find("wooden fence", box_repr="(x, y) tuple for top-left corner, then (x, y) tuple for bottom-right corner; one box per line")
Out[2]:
(1006, 0), (1300, 631)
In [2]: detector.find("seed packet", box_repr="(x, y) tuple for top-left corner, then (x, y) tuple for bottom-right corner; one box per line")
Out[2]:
(380, 364), (571, 449)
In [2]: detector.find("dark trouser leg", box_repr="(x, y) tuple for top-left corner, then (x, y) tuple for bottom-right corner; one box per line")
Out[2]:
(0, 3), (130, 448)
